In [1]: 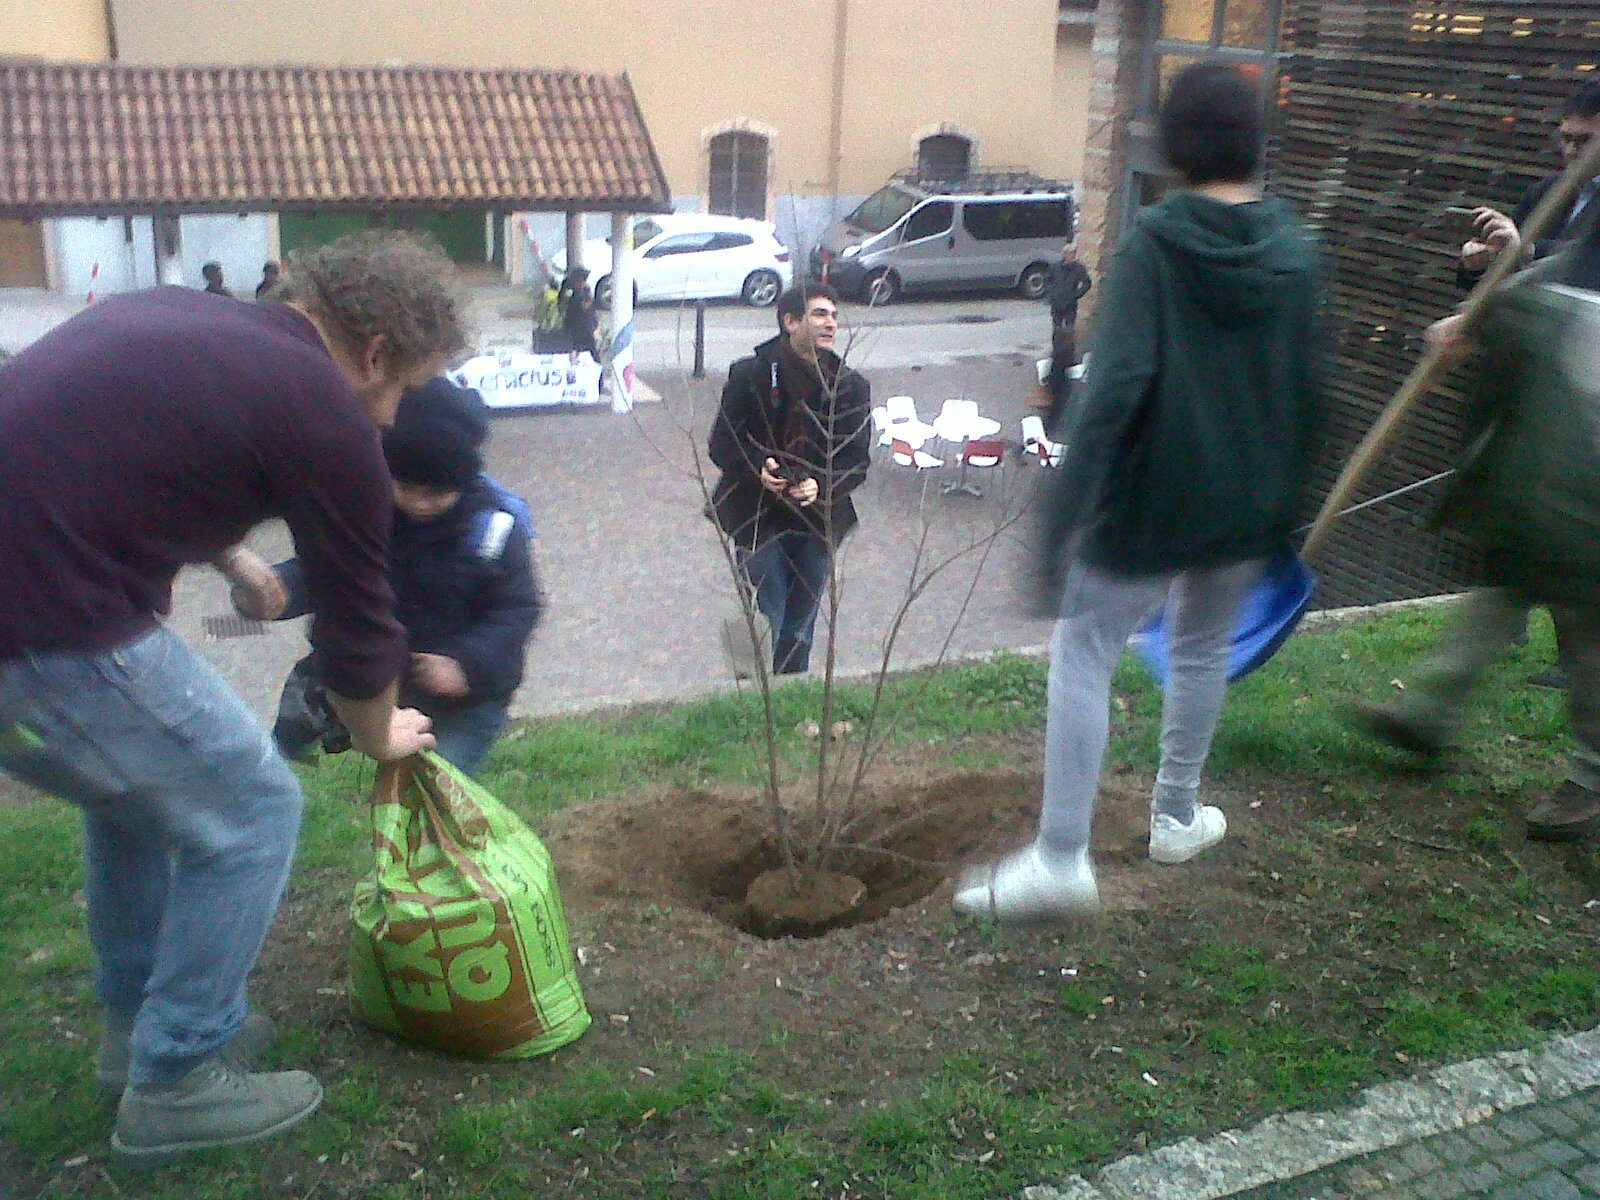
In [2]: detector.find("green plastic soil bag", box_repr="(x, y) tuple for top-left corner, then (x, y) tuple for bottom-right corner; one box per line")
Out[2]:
(349, 752), (590, 1059)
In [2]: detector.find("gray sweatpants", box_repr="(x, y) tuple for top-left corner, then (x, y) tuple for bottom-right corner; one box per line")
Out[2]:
(1384, 587), (1600, 791)
(1039, 556), (1265, 853)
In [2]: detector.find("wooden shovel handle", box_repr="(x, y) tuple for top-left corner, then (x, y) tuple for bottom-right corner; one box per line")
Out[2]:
(1302, 134), (1600, 558)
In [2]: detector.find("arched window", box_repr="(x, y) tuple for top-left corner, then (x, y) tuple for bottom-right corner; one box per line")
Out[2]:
(916, 133), (972, 183)
(708, 131), (769, 220)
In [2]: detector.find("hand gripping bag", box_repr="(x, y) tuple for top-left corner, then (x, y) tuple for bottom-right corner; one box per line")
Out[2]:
(349, 752), (590, 1059)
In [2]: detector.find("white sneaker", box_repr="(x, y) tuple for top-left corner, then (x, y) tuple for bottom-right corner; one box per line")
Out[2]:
(1149, 806), (1227, 864)
(952, 845), (1099, 921)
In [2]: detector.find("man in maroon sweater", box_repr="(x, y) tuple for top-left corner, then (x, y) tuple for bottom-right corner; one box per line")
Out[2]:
(0, 231), (462, 1160)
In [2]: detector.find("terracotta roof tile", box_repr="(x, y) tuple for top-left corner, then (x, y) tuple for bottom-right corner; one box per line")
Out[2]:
(0, 59), (670, 215)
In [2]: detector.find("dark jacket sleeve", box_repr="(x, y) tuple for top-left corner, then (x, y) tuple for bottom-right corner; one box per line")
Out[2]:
(270, 558), (313, 621)
(708, 357), (768, 480)
(442, 512), (542, 699)
(276, 413), (407, 701)
(825, 370), (873, 502)
(1031, 236), (1161, 608)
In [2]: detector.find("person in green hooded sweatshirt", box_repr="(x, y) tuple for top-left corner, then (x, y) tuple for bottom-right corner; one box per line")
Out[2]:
(954, 62), (1323, 921)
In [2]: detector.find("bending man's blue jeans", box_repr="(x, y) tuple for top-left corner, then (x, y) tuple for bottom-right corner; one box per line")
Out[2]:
(739, 531), (833, 674)
(431, 698), (509, 776)
(0, 626), (302, 1087)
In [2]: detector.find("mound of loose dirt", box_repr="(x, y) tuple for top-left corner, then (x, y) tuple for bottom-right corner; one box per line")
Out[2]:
(543, 766), (1159, 936)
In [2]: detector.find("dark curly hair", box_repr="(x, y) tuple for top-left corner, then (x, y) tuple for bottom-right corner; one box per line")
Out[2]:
(277, 230), (466, 370)
(1159, 63), (1264, 186)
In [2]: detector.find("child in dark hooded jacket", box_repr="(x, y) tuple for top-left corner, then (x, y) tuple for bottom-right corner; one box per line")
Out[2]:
(236, 378), (542, 774)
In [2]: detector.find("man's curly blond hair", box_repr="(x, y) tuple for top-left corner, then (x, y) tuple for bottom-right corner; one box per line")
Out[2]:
(278, 230), (466, 368)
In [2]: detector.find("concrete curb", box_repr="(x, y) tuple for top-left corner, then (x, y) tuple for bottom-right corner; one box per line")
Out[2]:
(1022, 1025), (1600, 1200)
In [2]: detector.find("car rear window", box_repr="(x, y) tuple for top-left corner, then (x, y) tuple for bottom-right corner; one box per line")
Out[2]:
(962, 199), (1073, 241)
(707, 232), (754, 250)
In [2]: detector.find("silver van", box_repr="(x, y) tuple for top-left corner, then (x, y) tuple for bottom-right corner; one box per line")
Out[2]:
(812, 172), (1074, 304)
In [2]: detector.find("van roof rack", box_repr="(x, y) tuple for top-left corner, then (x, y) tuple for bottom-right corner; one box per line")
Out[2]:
(891, 168), (1072, 196)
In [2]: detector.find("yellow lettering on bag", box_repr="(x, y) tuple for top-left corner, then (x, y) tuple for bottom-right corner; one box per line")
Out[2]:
(437, 904), (497, 950)
(448, 943), (513, 1003)
(393, 977), (452, 1012)
(382, 927), (443, 979)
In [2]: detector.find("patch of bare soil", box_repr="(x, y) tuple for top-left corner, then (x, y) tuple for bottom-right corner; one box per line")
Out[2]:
(546, 764), (1160, 938)
(37, 735), (1593, 1199)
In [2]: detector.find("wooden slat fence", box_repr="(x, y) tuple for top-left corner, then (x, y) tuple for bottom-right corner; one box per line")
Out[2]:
(1271, 0), (1600, 605)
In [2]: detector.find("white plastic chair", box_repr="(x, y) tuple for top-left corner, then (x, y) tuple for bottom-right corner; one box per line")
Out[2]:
(870, 405), (891, 447)
(932, 399), (1001, 443)
(891, 437), (943, 470)
(1020, 415), (1065, 467)
(884, 395), (919, 421)
(880, 395), (936, 447)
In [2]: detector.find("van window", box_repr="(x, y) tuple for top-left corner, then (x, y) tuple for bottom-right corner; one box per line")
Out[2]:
(903, 201), (954, 242)
(847, 186), (917, 234)
(962, 199), (1073, 241)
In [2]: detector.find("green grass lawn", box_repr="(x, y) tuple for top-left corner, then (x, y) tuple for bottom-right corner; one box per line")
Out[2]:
(2, 604), (1597, 1199)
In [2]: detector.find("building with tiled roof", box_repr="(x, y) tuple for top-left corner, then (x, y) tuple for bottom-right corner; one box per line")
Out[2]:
(0, 47), (669, 294)
(0, 60), (668, 216)
(0, 0), (1099, 295)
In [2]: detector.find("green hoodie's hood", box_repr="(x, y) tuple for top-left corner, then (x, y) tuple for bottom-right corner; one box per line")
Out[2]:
(1138, 193), (1315, 325)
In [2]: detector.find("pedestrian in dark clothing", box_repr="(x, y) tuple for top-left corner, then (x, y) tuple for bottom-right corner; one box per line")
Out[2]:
(1042, 242), (1093, 431)
(201, 261), (232, 297)
(0, 231), (460, 1158)
(1045, 242), (1092, 343)
(256, 261), (281, 298)
(1458, 80), (1600, 289)
(954, 62), (1323, 922)
(1349, 199), (1600, 843)
(560, 267), (599, 357)
(1435, 81), (1600, 690)
(236, 379), (542, 776)
(708, 284), (873, 674)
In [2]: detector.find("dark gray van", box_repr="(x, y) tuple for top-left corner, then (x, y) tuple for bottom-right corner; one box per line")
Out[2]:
(812, 171), (1074, 304)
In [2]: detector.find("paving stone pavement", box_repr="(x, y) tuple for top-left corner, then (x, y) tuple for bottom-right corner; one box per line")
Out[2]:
(1025, 1030), (1600, 1200)
(1231, 1088), (1600, 1199)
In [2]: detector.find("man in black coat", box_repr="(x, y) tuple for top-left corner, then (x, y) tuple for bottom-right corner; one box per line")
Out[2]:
(1041, 242), (1093, 432)
(1459, 81), (1600, 288)
(708, 284), (872, 674)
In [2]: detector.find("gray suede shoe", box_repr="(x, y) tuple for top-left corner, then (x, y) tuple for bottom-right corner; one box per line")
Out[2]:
(111, 1062), (321, 1162)
(95, 1012), (278, 1096)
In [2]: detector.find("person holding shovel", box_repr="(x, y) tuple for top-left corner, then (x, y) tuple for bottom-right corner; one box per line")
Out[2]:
(953, 63), (1324, 921)
(1348, 199), (1600, 842)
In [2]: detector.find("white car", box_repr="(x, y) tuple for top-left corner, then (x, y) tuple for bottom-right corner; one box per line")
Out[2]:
(551, 213), (793, 308)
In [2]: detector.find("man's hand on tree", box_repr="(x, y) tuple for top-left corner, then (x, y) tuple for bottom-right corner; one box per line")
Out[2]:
(1425, 312), (1476, 368)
